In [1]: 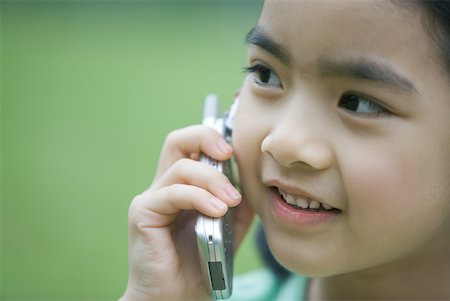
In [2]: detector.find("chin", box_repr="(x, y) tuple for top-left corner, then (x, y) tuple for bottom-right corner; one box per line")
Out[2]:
(274, 252), (341, 278)
(264, 230), (351, 278)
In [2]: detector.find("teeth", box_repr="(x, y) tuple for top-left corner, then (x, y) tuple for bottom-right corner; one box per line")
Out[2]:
(322, 203), (332, 210)
(309, 200), (321, 209)
(296, 198), (309, 209)
(278, 188), (334, 211)
(285, 194), (296, 205)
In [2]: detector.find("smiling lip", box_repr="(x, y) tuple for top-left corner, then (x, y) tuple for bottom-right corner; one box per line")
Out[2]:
(268, 187), (341, 228)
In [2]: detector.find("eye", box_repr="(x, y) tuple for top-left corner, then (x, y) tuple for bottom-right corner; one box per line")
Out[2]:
(245, 64), (282, 88)
(338, 93), (390, 116)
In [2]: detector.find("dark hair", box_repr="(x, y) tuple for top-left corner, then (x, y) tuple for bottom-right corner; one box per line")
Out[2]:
(417, 1), (450, 73)
(255, 0), (450, 280)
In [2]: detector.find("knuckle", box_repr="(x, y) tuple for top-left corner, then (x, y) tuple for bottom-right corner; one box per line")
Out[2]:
(160, 184), (186, 201)
(127, 191), (163, 229)
(128, 193), (145, 218)
(128, 203), (140, 224)
(171, 157), (193, 171)
(129, 194), (142, 210)
(164, 128), (183, 146)
(164, 125), (203, 144)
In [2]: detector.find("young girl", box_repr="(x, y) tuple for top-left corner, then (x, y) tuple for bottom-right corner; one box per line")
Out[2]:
(120, 1), (450, 300)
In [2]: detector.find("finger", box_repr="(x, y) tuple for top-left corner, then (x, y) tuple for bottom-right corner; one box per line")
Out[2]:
(130, 184), (229, 228)
(152, 158), (242, 208)
(156, 125), (233, 178)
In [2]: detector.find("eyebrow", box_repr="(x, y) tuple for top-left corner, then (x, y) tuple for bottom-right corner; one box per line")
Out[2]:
(245, 25), (290, 65)
(245, 26), (419, 94)
(319, 58), (419, 94)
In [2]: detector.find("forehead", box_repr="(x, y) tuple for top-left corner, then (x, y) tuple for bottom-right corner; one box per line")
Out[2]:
(256, 0), (446, 92)
(259, 1), (423, 59)
(261, 0), (415, 29)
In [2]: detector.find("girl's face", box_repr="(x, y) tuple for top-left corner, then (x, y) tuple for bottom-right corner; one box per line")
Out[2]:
(234, 0), (450, 276)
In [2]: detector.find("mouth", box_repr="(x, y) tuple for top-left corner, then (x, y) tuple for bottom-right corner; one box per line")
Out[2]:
(269, 186), (342, 227)
(276, 187), (341, 213)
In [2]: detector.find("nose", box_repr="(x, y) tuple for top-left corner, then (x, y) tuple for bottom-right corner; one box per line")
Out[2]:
(261, 105), (334, 171)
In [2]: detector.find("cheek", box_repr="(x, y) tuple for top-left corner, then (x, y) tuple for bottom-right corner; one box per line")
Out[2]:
(232, 97), (261, 161)
(342, 143), (450, 251)
(233, 127), (260, 185)
(232, 96), (270, 213)
(344, 150), (412, 213)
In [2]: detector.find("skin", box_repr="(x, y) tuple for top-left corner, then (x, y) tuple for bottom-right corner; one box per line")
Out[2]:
(234, 0), (450, 299)
(120, 126), (252, 301)
(120, 1), (450, 300)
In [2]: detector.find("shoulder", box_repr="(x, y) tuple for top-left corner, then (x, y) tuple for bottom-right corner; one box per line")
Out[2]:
(229, 268), (309, 301)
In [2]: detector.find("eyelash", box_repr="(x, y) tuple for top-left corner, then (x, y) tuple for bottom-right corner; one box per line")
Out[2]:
(338, 93), (391, 117)
(244, 64), (391, 118)
(244, 64), (283, 88)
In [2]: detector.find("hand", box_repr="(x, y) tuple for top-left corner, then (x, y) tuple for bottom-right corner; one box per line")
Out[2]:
(120, 125), (254, 301)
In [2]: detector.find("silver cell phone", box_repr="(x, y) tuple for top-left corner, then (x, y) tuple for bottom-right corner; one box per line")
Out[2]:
(195, 94), (239, 300)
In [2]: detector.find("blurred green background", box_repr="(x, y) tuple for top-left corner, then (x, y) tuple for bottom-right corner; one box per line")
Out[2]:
(1, 1), (264, 299)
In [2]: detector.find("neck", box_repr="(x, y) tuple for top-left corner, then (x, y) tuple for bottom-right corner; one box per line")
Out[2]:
(309, 237), (450, 300)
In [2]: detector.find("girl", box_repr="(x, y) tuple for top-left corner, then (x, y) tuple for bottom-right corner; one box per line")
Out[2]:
(120, 1), (450, 300)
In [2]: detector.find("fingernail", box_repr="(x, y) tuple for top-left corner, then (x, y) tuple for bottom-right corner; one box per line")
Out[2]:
(216, 139), (232, 154)
(224, 184), (241, 201)
(210, 198), (228, 211)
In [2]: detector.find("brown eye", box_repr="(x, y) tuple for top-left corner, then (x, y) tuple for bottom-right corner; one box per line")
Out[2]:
(338, 93), (389, 116)
(245, 64), (282, 88)
(255, 66), (272, 83)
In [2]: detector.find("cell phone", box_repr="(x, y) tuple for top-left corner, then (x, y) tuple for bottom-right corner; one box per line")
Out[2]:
(195, 94), (239, 300)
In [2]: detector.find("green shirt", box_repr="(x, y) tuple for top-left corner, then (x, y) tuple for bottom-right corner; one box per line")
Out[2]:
(229, 268), (309, 301)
